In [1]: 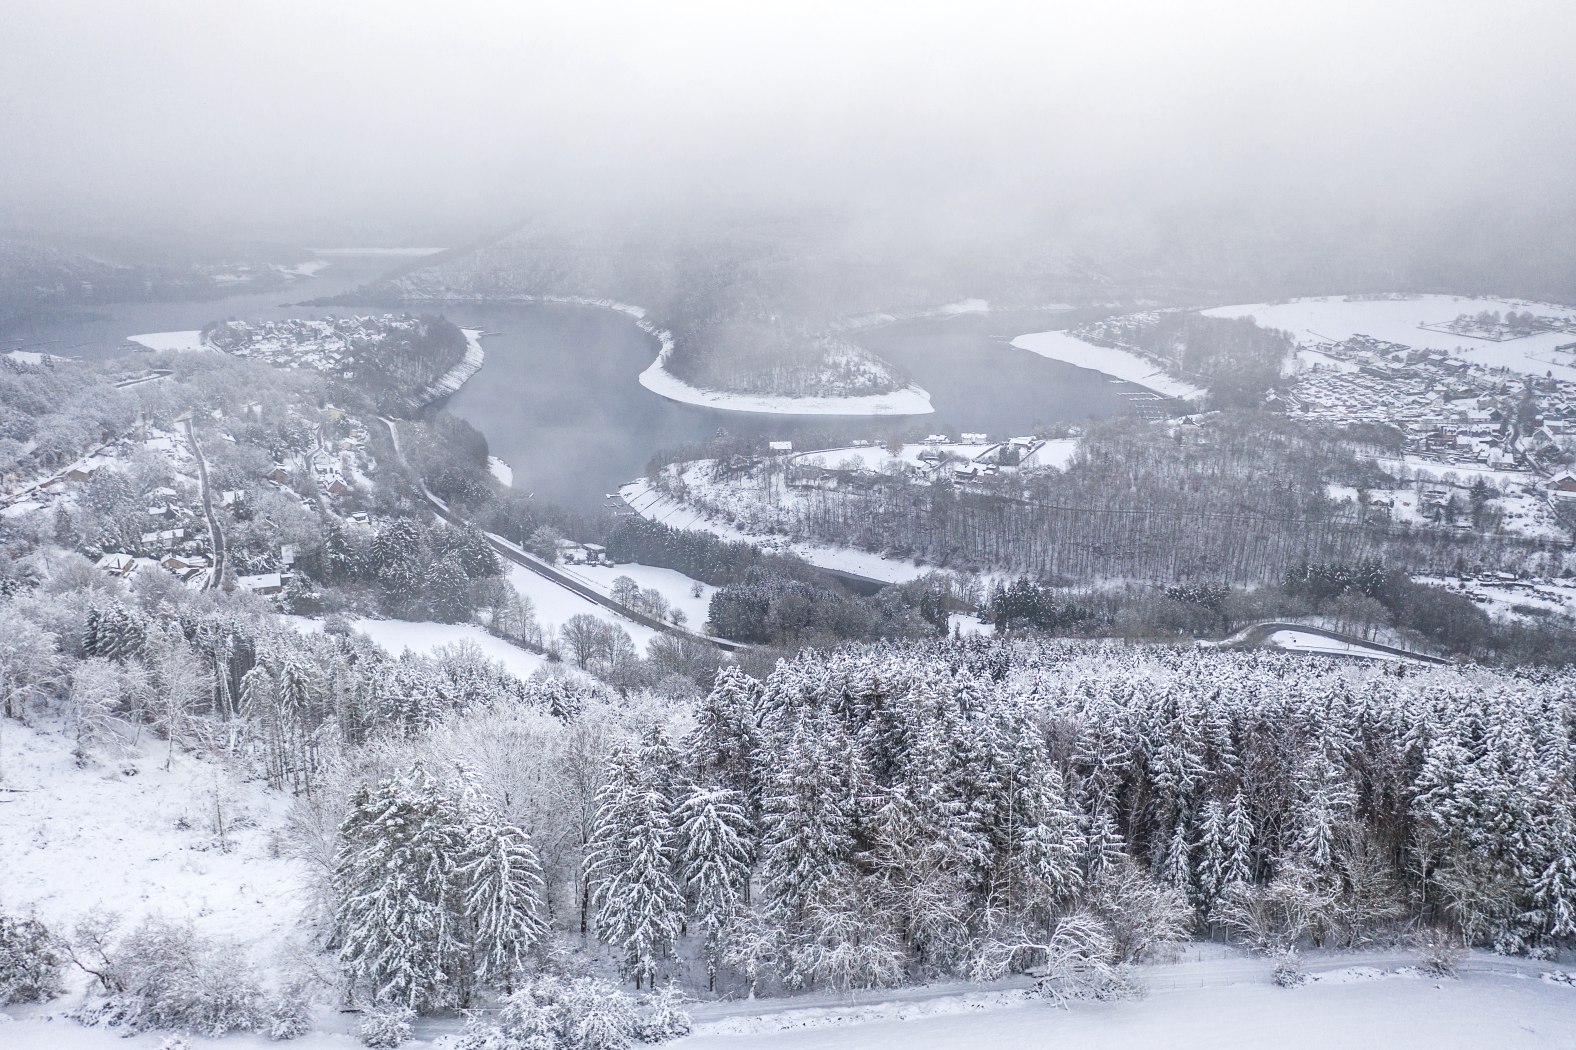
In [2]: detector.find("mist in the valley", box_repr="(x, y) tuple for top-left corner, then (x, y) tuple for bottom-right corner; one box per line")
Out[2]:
(3, 0), (1574, 292)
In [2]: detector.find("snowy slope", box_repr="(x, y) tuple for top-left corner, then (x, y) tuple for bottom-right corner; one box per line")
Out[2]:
(0, 722), (302, 961)
(288, 616), (554, 679)
(1203, 295), (1576, 383)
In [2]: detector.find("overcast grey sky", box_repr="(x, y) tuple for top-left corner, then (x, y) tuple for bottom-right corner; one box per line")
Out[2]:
(2, 0), (1573, 241)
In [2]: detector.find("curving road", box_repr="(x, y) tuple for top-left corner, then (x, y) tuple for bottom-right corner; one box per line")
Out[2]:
(377, 417), (752, 653)
(182, 416), (225, 590)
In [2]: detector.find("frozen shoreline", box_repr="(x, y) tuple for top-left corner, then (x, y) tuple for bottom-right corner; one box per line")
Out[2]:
(1010, 329), (1205, 399)
(405, 292), (936, 415)
(409, 326), (486, 405)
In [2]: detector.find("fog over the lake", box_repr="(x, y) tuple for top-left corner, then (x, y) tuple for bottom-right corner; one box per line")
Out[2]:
(3, 0), (1574, 245)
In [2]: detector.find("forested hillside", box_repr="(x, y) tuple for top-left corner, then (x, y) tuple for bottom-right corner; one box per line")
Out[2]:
(7, 630), (1576, 1043)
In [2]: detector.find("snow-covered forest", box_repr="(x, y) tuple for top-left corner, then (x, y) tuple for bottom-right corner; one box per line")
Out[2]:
(7, 585), (1576, 1045)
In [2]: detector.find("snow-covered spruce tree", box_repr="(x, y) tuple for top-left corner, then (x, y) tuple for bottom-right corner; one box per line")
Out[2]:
(1527, 814), (1576, 945)
(0, 909), (65, 1004)
(585, 750), (684, 989)
(1293, 749), (1357, 875)
(686, 666), (765, 810)
(459, 810), (549, 994)
(1193, 798), (1230, 919)
(758, 711), (858, 931)
(1016, 772), (1086, 903)
(334, 770), (470, 1011)
(676, 785), (753, 990)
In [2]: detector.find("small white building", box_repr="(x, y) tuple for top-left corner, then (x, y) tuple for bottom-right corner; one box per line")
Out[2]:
(236, 572), (285, 595)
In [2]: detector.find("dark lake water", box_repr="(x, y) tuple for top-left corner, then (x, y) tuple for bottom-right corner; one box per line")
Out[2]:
(5, 257), (1155, 515)
(0, 253), (404, 358)
(434, 303), (1157, 513)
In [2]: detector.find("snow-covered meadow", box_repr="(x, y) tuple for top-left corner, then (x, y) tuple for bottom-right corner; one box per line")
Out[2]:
(126, 331), (211, 354)
(673, 956), (1576, 1050)
(1203, 295), (1576, 382)
(0, 722), (302, 964)
(287, 615), (555, 680)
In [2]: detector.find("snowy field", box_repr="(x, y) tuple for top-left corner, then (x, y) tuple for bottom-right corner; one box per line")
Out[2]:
(1203, 295), (1576, 382)
(6, 950), (1574, 1049)
(673, 959), (1576, 1050)
(1010, 330), (1206, 399)
(638, 322), (935, 416)
(125, 330), (211, 353)
(0, 722), (301, 963)
(639, 354), (936, 416)
(289, 616), (554, 680)
(1418, 573), (1576, 624)
(1263, 629), (1423, 664)
(506, 564), (663, 650)
(487, 455), (513, 486)
(560, 561), (717, 628)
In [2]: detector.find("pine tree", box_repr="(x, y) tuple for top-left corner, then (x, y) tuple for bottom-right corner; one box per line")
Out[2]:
(686, 667), (764, 807)
(759, 714), (857, 928)
(1014, 766), (1085, 922)
(1083, 812), (1128, 886)
(334, 771), (469, 1011)
(677, 785), (753, 990)
(1161, 819), (1193, 899)
(1296, 751), (1356, 872)
(585, 752), (684, 988)
(459, 814), (548, 993)
(1224, 789), (1255, 886)
(1531, 822), (1576, 940)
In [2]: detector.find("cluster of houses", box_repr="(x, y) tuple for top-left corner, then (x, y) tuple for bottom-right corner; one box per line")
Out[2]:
(264, 406), (374, 505)
(1284, 334), (1576, 487)
(789, 433), (1054, 491)
(205, 314), (428, 378)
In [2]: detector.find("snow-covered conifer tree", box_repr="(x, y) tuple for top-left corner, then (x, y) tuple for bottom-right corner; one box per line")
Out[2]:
(585, 751), (684, 988)
(677, 785), (753, 989)
(459, 813), (548, 994)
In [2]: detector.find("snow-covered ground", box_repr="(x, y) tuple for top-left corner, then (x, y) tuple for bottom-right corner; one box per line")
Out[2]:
(306, 246), (445, 256)
(1203, 295), (1576, 382)
(560, 561), (717, 629)
(1418, 573), (1576, 623)
(0, 721), (301, 962)
(639, 353), (936, 416)
(636, 316), (935, 416)
(289, 616), (554, 680)
(792, 443), (990, 473)
(673, 956), (1576, 1050)
(621, 478), (937, 585)
(273, 259), (330, 279)
(1263, 629), (1424, 664)
(126, 331), (210, 353)
(488, 455), (513, 486)
(5, 951), (1573, 1049)
(506, 564), (664, 650)
(410, 327), (485, 405)
(1, 349), (52, 364)
(1010, 330), (1206, 400)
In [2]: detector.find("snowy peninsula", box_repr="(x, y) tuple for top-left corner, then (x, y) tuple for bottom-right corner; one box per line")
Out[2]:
(1011, 329), (1206, 400)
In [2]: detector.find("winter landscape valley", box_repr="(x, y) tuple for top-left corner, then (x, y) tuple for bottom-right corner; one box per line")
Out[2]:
(7, 3), (1576, 1049)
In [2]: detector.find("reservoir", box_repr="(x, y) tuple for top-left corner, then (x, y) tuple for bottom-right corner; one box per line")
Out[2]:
(6, 256), (1156, 515)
